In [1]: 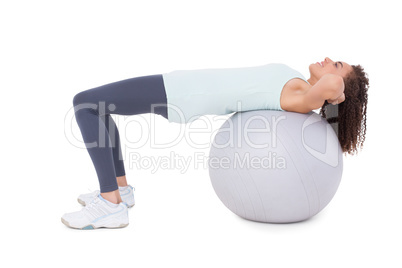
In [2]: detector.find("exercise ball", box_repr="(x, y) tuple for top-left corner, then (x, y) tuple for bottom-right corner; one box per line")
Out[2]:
(208, 110), (343, 223)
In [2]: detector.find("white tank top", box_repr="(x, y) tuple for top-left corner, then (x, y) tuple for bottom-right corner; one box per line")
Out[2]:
(162, 63), (309, 123)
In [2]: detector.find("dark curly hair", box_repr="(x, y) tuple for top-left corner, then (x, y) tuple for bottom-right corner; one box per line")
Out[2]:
(319, 65), (369, 155)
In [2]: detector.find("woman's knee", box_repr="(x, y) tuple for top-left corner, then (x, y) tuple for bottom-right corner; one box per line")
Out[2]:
(72, 90), (101, 117)
(73, 90), (90, 107)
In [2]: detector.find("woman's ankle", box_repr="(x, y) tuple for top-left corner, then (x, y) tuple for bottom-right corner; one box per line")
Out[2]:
(117, 175), (128, 187)
(101, 190), (122, 204)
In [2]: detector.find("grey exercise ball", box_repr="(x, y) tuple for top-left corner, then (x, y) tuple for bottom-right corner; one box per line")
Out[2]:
(208, 110), (343, 223)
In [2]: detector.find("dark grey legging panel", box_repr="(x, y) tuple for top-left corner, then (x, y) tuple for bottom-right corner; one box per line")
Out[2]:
(72, 74), (168, 193)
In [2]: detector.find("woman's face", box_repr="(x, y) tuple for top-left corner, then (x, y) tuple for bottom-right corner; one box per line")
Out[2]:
(309, 57), (353, 80)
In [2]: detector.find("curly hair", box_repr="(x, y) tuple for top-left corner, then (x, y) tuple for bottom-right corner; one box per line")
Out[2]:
(319, 65), (369, 155)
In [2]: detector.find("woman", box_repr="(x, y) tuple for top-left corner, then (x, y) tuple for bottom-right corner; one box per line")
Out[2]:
(61, 57), (369, 229)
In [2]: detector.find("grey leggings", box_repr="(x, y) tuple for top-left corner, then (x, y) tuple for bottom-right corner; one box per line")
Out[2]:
(73, 74), (168, 193)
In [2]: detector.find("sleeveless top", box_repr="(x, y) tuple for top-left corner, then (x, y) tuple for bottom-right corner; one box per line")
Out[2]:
(161, 63), (309, 123)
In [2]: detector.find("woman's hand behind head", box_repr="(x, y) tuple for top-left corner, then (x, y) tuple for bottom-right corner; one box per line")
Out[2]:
(327, 92), (346, 105)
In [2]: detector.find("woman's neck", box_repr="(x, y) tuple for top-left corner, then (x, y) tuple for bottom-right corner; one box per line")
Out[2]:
(307, 77), (318, 86)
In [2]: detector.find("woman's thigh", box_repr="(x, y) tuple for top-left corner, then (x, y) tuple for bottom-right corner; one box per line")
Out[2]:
(74, 74), (168, 118)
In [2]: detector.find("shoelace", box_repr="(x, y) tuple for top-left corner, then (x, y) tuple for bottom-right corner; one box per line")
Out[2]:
(84, 196), (107, 220)
(85, 196), (99, 208)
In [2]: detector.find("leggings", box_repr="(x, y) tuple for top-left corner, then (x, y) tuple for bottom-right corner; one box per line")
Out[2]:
(73, 74), (168, 193)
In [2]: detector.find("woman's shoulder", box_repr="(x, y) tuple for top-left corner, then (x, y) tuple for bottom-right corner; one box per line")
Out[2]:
(280, 77), (313, 113)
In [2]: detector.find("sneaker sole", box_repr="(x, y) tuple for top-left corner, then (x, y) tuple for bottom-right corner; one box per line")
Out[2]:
(77, 198), (86, 206)
(61, 217), (129, 230)
(77, 198), (135, 208)
(126, 203), (135, 208)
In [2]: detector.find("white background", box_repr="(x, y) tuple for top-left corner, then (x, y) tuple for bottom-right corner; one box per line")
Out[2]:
(1, 0), (401, 267)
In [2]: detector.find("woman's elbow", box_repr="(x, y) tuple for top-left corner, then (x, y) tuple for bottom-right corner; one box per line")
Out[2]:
(324, 74), (345, 100)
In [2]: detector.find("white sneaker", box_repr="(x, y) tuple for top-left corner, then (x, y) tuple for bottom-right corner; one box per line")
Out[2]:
(62, 194), (129, 230)
(77, 185), (135, 208)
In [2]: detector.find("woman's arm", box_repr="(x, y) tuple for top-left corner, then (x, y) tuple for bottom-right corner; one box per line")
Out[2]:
(303, 74), (345, 110)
